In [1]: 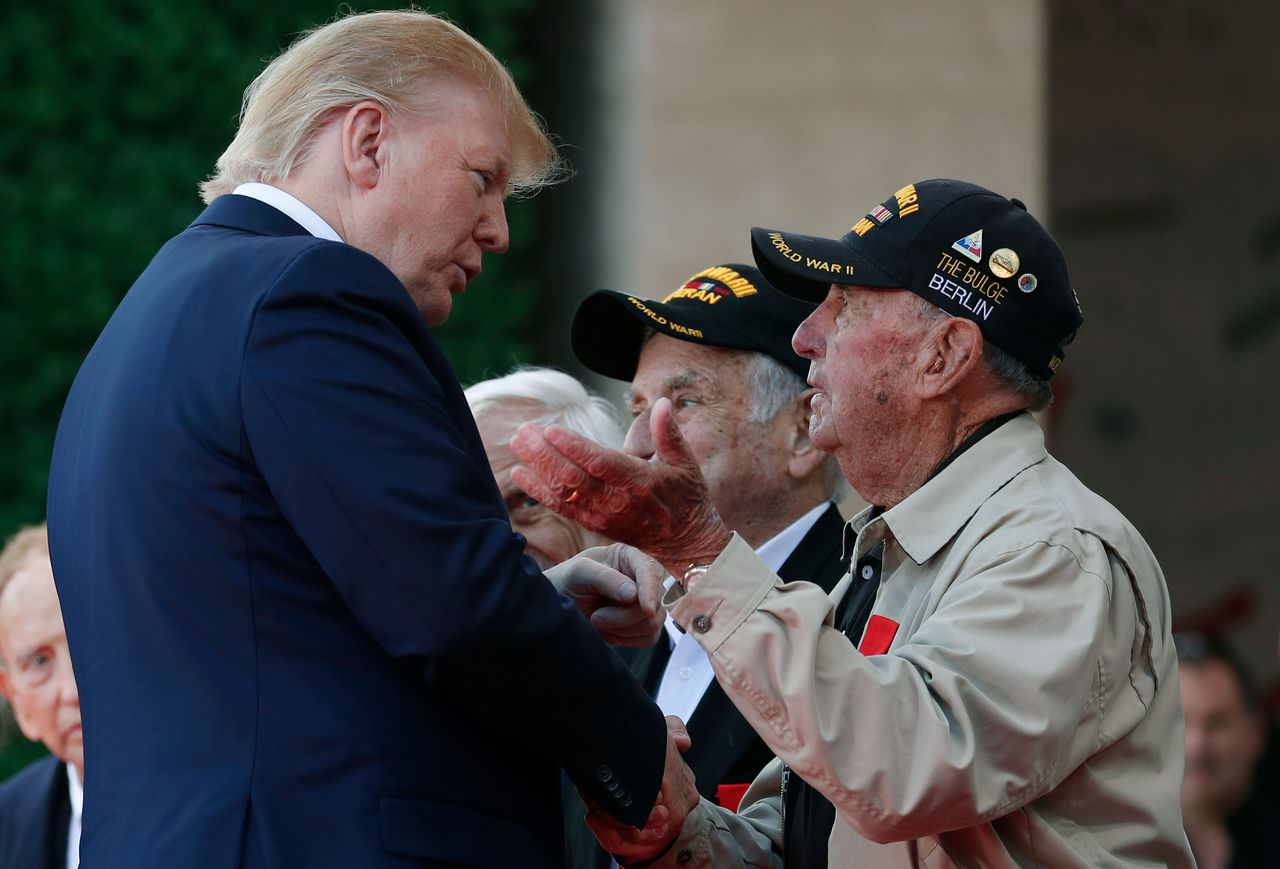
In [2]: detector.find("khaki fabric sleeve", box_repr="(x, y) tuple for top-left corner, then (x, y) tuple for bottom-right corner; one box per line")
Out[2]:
(668, 533), (1112, 844)
(645, 757), (785, 868)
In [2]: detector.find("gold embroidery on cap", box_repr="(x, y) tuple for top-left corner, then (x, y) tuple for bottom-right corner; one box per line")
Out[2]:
(894, 184), (920, 217)
(850, 218), (876, 237)
(665, 265), (759, 302)
(627, 296), (704, 337)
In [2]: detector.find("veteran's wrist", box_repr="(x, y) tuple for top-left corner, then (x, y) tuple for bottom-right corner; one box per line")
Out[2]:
(661, 528), (732, 591)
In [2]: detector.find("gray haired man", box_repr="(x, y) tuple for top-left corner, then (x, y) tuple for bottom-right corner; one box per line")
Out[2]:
(563, 263), (854, 868)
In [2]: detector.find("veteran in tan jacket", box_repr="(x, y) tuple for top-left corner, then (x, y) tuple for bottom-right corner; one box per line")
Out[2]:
(511, 179), (1194, 867)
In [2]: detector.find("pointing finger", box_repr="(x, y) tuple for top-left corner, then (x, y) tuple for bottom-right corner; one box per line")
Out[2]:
(543, 424), (645, 488)
(510, 423), (591, 493)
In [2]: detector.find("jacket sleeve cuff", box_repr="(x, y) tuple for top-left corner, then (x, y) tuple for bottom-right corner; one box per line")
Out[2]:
(662, 533), (780, 655)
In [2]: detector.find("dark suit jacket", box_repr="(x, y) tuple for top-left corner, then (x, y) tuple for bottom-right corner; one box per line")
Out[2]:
(0, 755), (71, 869)
(564, 503), (849, 868)
(47, 195), (665, 869)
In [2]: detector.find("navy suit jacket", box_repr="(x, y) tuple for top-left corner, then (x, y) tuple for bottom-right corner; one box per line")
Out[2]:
(47, 196), (665, 868)
(0, 756), (71, 869)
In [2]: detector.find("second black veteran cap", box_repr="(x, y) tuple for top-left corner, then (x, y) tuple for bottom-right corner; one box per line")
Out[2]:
(571, 263), (813, 381)
(750, 179), (1083, 379)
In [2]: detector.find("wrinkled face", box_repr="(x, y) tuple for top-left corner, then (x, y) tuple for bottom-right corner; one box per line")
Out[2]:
(478, 408), (600, 569)
(1180, 660), (1263, 817)
(354, 80), (513, 326)
(791, 285), (925, 490)
(0, 556), (82, 776)
(625, 336), (796, 540)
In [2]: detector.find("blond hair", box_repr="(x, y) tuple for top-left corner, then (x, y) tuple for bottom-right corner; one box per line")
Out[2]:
(0, 523), (49, 604)
(200, 9), (560, 202)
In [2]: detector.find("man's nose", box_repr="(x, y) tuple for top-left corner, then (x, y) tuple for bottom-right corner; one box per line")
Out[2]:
(477, 197), (509, 254)
(57, 658), (80, 707)
(623, 411), (654, 458)
(792, 307), (823, 360)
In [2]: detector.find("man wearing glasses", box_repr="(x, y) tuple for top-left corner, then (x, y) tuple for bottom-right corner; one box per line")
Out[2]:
(0, 524), (81, 869)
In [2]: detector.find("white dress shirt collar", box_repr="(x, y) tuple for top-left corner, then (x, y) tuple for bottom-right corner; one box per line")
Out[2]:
(753, 501), (830, 576)
(232, 183), (343, 242)
(66, 763), (82, 869)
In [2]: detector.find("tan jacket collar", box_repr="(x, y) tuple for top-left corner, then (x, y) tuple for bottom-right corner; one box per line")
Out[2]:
(851, 413), (1048, 565)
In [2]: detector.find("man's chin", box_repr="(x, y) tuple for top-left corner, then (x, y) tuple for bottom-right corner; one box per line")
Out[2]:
(416, 290), (454, 327)
(57, 744), (85, 774)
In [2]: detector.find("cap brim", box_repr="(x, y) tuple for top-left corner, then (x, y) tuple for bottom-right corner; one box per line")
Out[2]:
(750, 227), (900, 302)
(571, 291), (724, 381)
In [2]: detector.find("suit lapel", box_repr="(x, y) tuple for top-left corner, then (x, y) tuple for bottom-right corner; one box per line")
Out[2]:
(25, 757), (70, 869)
(682, 680), (769, 797)
(629, 634), (671, 697)
(777, 502), (849, 592)
(48, 762), (70, 869)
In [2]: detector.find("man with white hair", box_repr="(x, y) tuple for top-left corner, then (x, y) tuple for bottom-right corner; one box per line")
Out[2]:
(466, 367), (623, 571)
(513, 181), (1193, 866)
(46, 11), (683, 868)
(0, 524), (82, 869)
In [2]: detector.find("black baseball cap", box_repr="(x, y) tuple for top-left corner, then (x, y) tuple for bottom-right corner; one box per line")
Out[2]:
(750, 179), (1083, 379)
(571, 263), (814, 381)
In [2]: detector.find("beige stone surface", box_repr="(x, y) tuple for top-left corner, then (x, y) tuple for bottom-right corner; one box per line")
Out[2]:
(597, 0), (1046, 299)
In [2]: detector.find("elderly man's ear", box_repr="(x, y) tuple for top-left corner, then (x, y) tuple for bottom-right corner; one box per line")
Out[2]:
(787, 394), (828, 481)
(341, 100), (392, 190)
(916, 318), (985, 399)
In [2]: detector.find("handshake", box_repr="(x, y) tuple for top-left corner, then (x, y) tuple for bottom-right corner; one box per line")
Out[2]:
(586, 716), (700, 863)
(545, 545), (703, 863)
(528, 399), (737, 861)
(546, 546), (700, 862)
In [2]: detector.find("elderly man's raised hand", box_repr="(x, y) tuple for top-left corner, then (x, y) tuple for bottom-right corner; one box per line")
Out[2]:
(511, 398), (731, 577)
(585, 715), (700, 863)
(545, 543), (667, 647)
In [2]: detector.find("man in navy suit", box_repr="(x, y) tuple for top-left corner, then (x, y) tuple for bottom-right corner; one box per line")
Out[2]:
(46, 11), (684, 868)
(0, 524), (81, 868)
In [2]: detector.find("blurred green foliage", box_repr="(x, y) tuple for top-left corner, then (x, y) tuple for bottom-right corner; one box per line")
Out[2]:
(0, 0), (547, 777)
(0, 714), (46, 781)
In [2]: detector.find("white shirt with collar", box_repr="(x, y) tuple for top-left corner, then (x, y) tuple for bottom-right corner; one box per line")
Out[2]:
(653, 502), (829, 724)
(66, 764), (82, 869)
(232, 183), (343, 242)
